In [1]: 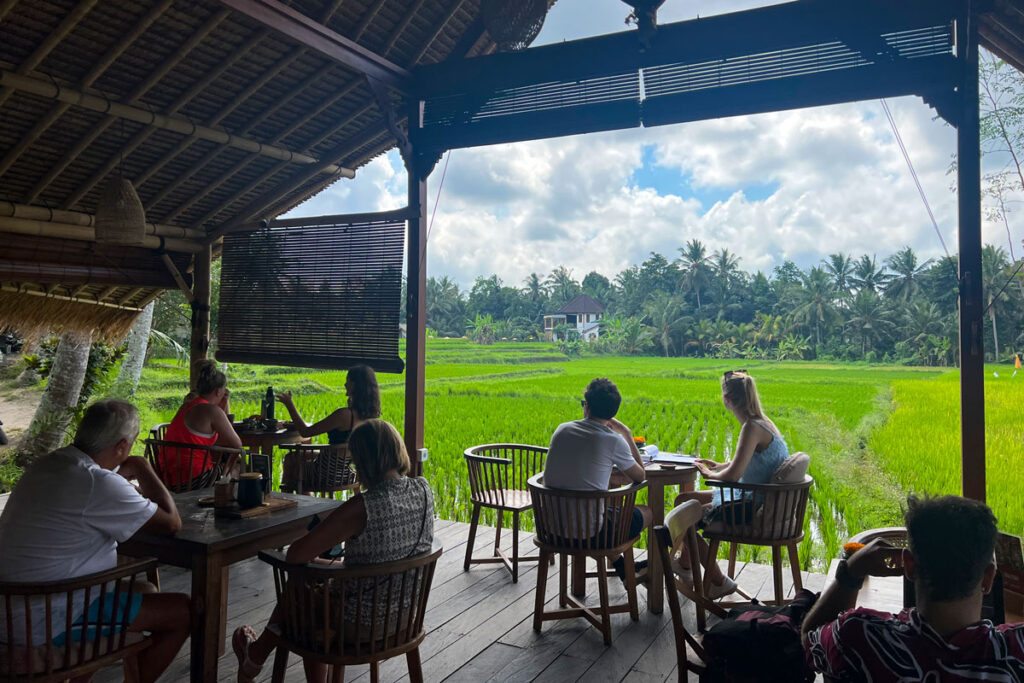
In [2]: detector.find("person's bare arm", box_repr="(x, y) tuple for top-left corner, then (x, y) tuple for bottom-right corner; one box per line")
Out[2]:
(698, 421), (763, 481)
(607, 418), (646, 482)
(801, 540), (903, 647)
(209, 404), (243, 448)
(286, 495), (367, 564)
(278, 394), (349, 438)
(119, 456), (182, 535)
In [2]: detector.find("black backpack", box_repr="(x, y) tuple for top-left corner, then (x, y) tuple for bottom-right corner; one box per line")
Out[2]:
(701, 588), (819, 683)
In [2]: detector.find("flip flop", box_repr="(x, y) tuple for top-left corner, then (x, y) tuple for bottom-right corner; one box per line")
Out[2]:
(232, 625), (262, 683)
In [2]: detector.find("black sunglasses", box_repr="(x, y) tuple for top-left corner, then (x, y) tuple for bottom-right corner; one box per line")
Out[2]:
(579, 399), (587, 407)
(723, 369), (748, 378)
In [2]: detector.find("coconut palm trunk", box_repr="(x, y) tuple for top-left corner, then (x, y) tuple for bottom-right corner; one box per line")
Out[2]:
(989, 296), (1000, 362)
(19, 332), (91, 464)
(115, 301), (154, 395)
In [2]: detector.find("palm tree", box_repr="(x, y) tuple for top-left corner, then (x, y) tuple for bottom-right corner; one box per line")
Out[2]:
(617, 317), (654, 355)
(845, 290), (896, 357)
(981, 245), (1011, 361)
(850, 254), (891, 295)
(643, 292), (688, 357)
(427, 276), (464, 336)
(676, 239), (711, 310)
(792, 267), (840, 347)
(823, 253), (855, 302)
(544, 266), (581, 309)
(902, 301), (946, 347)
(885, 246), (932, 302)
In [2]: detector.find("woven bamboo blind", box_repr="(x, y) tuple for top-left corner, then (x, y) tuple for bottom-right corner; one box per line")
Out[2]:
(217, 216), (405, 372)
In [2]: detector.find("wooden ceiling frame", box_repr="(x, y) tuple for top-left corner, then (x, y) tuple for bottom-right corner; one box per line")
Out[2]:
(23, 8), (234, 206)
(0, 0), (175, 180)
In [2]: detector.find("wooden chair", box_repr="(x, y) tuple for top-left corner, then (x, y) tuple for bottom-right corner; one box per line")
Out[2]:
(653, 524), (709, 682)
(148, 423), (170, 441)
(701, 475), (813, 606)
(463, 444), (547, 582)
(143, 438), (246, 492)
(528, 473), (645, 645)
(664, 500), (728, 632)
(257, 542), (442, 683)
(0, 556), (157, 682)
(278, 443), (360, 498)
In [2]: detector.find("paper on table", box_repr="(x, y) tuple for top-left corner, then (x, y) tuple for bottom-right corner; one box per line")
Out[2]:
(653, 452), (697, 465)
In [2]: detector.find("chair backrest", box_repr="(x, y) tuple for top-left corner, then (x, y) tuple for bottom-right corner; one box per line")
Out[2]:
(0, 557), (156, 681)
(258, 543), (442, 662)
(464, 444), (547, 505)
(528, 473), (646, 552)
(148, 423), (170, 441)
(144, 438), (222, 492)
(282, 444), (359, 497)
(702, 475), (813, 544)
(653, 525), (707, 681)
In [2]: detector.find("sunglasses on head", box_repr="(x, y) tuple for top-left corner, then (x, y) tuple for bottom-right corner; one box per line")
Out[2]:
(723, 369), (748, 378)
(579, 399), (587, 407)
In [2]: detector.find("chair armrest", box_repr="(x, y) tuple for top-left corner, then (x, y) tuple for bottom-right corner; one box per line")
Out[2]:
(703, 476), (812, 492)
(465, 453), (512, 466)
(0, 557), (159, 594)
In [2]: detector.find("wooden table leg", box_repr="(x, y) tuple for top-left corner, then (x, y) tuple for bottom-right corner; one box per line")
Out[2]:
(648, 479), (666, 614)
(219, 565), (230, 655)
(190, 552), (226, 682)
(572, 556), (586, 597)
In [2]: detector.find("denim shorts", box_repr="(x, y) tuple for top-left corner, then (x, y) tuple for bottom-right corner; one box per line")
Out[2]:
(52, 591), (143, 646)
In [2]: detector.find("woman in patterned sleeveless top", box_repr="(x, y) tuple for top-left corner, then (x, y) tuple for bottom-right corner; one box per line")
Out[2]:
(672, 370), (790, 599)
(277, 365), (382, 493)
(233, 419), (434, 683)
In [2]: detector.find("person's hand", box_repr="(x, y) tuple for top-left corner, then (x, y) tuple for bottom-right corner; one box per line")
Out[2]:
(607, 418), (632, 437)
(696, 458), (718, 469)
(117, 456), (152, 481)
(695, 461), (715, 478)
(846, 539), (905, 580)
(276, 391), (293, 404)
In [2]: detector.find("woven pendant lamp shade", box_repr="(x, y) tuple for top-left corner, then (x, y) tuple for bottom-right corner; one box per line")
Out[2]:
(482, 0), (548, 52)
(95, 177), (147, 246)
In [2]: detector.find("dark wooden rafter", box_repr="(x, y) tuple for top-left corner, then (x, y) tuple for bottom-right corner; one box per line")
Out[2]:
(0, 0), (174, 179)
(154, 0), (393, 225)
(160, 253), (194, 302)
(368, 77), (411, 165)
(25, 8), (234, 205)
(0, 0), (99, 111)
(410, 0), (468, 66)
(220, 0), (413, 93)
(0, 0), (19, 24)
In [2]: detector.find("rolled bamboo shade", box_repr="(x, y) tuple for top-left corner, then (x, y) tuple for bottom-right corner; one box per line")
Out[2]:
(217, 215), (406, 372)
(95, 177), (147, 246)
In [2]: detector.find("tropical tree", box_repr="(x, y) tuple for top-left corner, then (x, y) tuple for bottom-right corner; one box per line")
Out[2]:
(20, 332), (91, 464)
(777, 334), (810, 361)
(427, 276), (466, 337)
(676, 239), (712, 310)
(581, 271), (612, 304)
(823, 253), (855, 302)
(981, 244), (1012, 361)
(643, 292), (688, 356)
(614, 317), (654, 355)
(850, 254), (890, 295)
(846, 291), (896, 356)
(544, 266), (582, 309)
(902, 301), (946, 347)
(466, 314), (496, 345)
(792, 267), (840, 347)
(114, 301), (154, 396)
(885, 246), (932, 302)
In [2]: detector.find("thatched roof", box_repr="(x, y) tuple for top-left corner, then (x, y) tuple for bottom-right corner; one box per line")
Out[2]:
(0, 0), (518, 339)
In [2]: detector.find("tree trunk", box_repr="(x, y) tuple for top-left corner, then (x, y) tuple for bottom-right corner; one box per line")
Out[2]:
(18, 332), (91, 465)
(114, 301), (154, 395)
(989, 299), (1000, 362)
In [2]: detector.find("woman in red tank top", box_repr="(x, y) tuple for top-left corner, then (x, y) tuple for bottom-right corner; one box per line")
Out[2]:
(159, 360), (242, 487)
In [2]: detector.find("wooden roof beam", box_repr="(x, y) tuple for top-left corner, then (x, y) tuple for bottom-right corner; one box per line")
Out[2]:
(411, 0), (469, 65)
(0, 0), (174, 180)
(24, 8), (233, 205)
(220, 0), (413, 93)
(0, 0), (19, 24)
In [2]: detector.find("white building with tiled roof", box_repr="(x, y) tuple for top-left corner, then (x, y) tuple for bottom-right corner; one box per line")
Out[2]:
(543, 294), (605, 342)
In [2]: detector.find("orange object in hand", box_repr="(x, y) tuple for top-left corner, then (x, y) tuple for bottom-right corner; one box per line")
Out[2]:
(843, 542), (866, 558)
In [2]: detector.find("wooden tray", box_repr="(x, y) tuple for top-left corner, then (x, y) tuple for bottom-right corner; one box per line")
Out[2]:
(214, 495), (298, 518)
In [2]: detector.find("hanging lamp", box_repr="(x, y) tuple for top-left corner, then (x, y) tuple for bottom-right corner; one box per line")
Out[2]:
(94, 177), (147, 245)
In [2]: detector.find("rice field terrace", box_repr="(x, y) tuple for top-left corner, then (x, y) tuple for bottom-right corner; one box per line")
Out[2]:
(134, 338), (1024, 571)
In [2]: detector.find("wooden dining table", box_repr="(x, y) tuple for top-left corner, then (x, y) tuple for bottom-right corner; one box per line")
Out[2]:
(119, 489), (341, 682)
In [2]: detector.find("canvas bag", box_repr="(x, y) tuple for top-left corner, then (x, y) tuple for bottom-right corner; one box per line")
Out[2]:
(701, 588), (818, 683)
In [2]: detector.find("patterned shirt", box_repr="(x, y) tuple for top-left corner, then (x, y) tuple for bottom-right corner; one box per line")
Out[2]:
(806, 607), (1024, 682)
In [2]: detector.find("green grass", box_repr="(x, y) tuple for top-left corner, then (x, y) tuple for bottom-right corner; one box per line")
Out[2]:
(124, 341), (995, 571)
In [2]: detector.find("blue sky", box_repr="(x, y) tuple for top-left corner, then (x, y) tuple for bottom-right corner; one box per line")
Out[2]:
(287, 0), (1021, 291)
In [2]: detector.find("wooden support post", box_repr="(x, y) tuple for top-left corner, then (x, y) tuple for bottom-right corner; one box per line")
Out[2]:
(190, 243), (213, 391)
(404, 98), (427, 476)
(957, 8), (985, 502)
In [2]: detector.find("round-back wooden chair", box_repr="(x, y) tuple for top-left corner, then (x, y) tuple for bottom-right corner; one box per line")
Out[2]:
(143, 438), (246, 492)
(701, 475), (813, 605)
(0, 556), (157, 683)
(279, 443), (360, 498)
(653, 522), (710, 682)
(528, 473), (646, 645)
(258, 542), (442, 683)
(463, 444), (547, 582)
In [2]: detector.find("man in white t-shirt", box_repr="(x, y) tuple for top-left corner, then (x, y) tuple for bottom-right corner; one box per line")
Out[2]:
(0, 399), (189, 683)
(544, 377), (651, 580)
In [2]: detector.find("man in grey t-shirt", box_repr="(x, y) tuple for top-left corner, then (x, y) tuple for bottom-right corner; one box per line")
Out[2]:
(544, 377), (651, 580)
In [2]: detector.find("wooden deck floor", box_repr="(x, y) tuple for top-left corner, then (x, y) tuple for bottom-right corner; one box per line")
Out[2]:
(96, 518), (832, 683)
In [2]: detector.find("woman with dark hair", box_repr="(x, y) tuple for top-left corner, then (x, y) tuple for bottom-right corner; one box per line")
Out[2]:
(159, 359), (242, 487)
(277, 365), (382, 492)
(671, 370), (790, 599)
(233, 419), (433, 683)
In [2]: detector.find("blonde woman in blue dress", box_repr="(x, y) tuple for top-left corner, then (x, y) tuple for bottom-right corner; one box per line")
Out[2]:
(672, 370), (790, 599)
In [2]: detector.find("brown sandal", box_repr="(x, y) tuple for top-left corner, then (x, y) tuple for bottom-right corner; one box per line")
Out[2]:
(232, 625), (262, 683)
